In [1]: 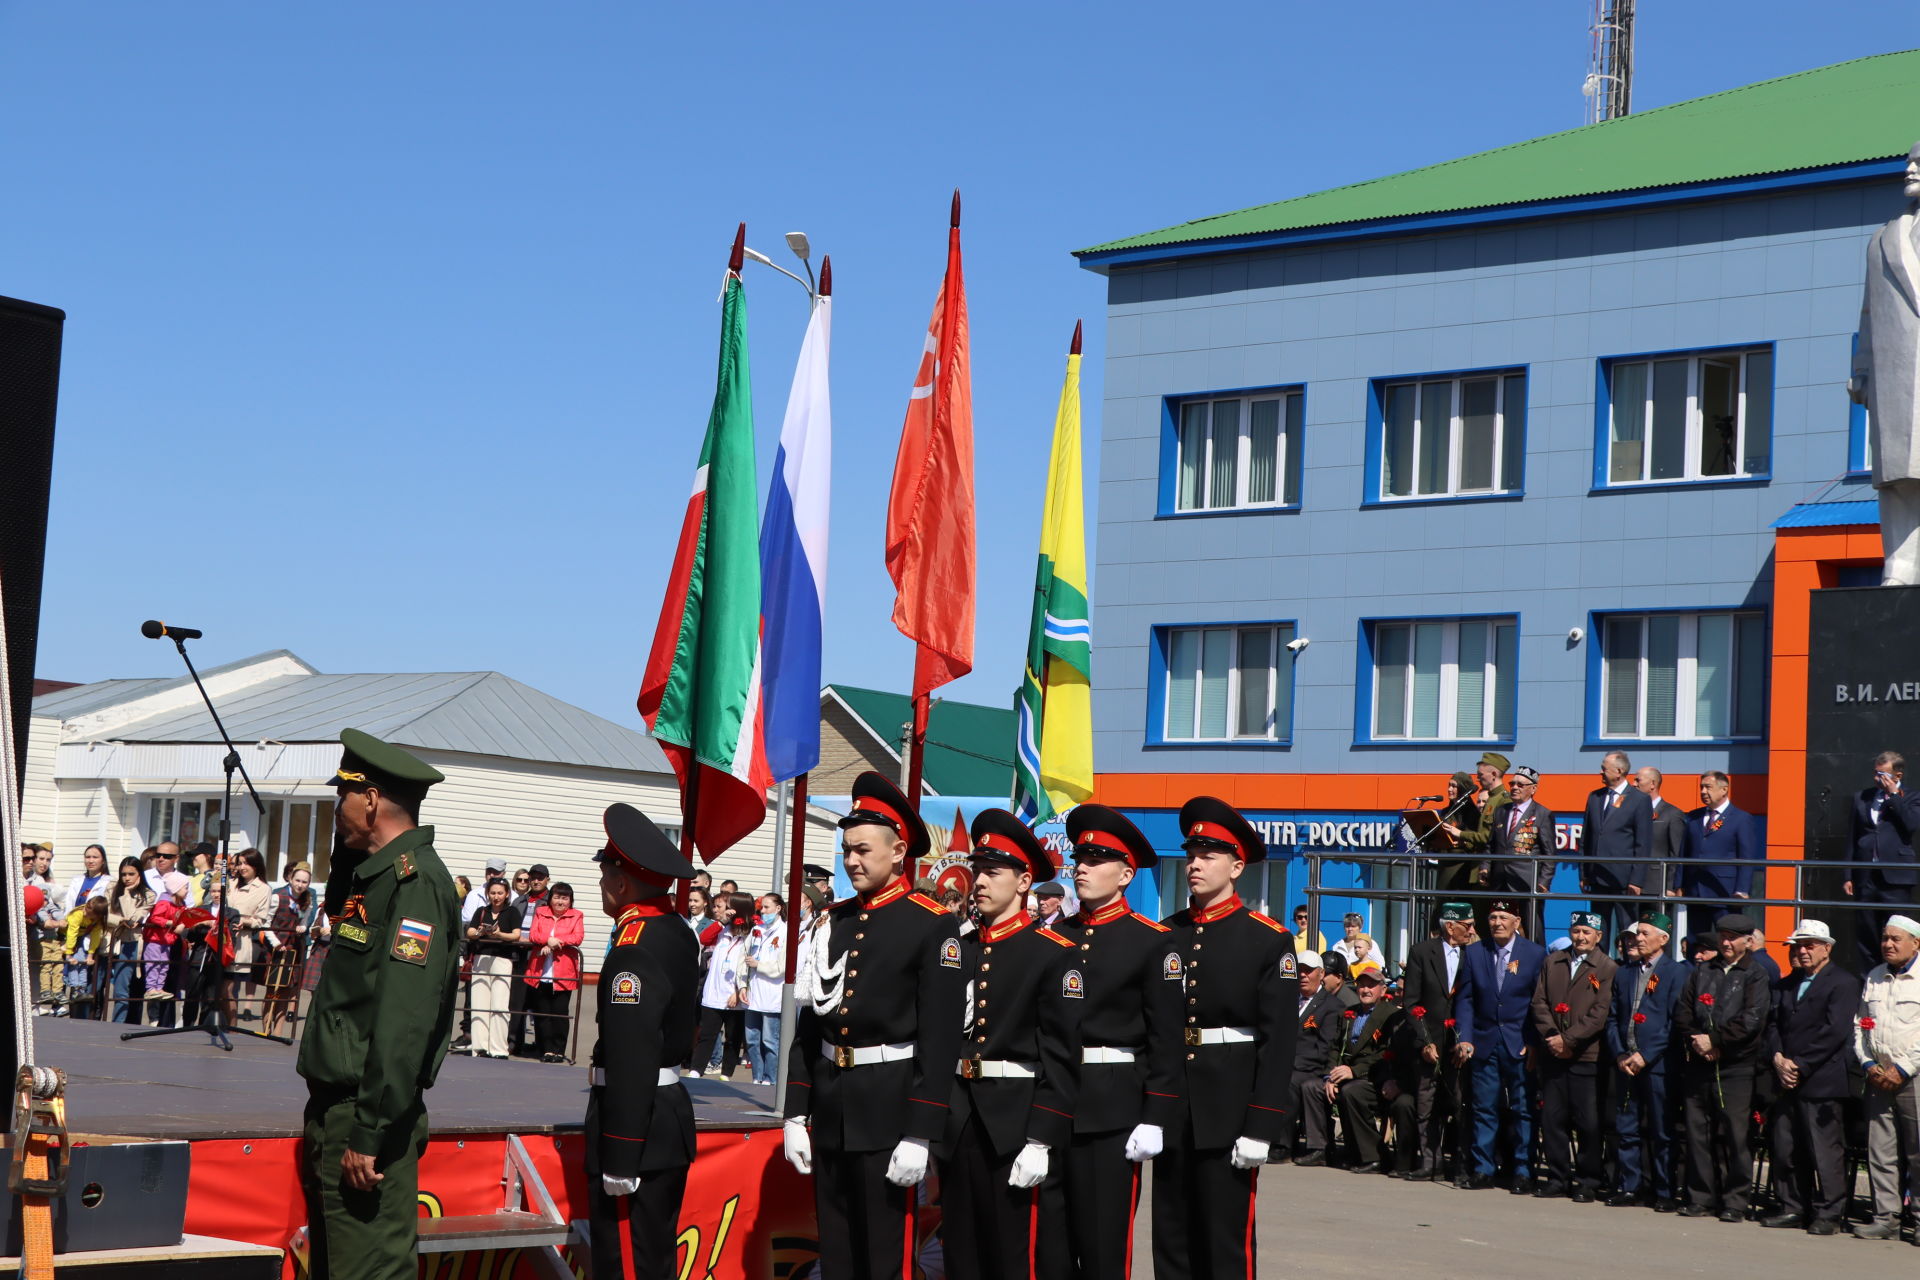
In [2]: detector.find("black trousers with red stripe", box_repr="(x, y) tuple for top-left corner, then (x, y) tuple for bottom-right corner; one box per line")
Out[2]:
(812, 1136), (921, 1280)
(1065, 1129), (1142, 1280)
(1152, 1115), (1258, 1280)
(938, 1110), (1069, 1280)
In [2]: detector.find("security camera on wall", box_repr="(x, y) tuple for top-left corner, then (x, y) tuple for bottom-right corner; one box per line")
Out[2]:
(1285, 637), (1310, 653)
(1567, 627), (1585, 645)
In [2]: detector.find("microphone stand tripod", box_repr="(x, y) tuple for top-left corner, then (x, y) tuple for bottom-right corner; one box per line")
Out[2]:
(122, 632), (291, 1050)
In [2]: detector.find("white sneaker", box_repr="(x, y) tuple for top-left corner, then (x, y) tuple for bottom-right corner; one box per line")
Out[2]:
(681, 1069), (704, 1080)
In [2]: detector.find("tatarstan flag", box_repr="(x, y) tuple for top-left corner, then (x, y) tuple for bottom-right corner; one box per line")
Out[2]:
(639, 239), (771, 861)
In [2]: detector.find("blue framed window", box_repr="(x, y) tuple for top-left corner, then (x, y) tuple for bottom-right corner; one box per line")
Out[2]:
(1597, 344), (1773, 489)
(1590, 609), (1766, 743)
(1162, 388), (1303, 516)
(1366, 368), (1526, 504)
(1357, 615), (1517, 744)
(1148, 621), (1296, 745)
(1849, 333), (1873, 476)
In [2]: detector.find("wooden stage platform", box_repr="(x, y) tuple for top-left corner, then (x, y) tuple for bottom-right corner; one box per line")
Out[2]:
(30, 1017), (781, 1140)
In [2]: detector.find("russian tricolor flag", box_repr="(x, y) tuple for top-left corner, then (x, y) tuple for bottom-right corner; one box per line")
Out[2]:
(758, 267), (832, 782)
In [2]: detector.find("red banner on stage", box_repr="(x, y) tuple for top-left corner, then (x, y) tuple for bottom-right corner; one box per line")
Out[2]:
(184, 1127), (819, 1278)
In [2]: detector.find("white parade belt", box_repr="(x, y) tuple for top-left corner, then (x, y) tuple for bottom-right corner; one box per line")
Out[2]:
(824, 1041), (915, 1069)
(957, 1058), (1038, 1080)
(589, 1067), (682, 1087)
(1081, 1046), (1139, 1064)
(1183, 1025), (1256, 1047)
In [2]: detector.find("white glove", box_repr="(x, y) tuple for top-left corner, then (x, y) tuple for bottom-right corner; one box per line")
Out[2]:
(1229, 1136), (1270, 1170)
(884, 1137), (931, 1187)
(1124, 1123), (1164, 1163)
(601, 1174), (641, 1196)
(1008, 1141), (1050, 1189)
(783, 1117), (813, 1175)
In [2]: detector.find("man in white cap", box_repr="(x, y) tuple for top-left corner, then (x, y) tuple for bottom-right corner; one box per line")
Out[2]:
(1853, 914), (1920, 1240)
(1760, 919), (1860, 1235)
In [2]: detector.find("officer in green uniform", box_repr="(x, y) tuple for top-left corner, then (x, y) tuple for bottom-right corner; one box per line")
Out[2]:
(297, 728), (462, 1280)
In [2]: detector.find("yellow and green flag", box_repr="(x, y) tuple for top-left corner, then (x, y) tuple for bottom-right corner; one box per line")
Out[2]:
(1013, 323), (1093, 823)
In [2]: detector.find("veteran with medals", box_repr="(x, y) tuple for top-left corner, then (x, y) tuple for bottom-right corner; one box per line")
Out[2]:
(586, 803), (701, 1279)
(297, 729), (462, 1279)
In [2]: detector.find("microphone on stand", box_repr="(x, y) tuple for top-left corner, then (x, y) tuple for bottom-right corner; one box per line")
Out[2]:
(1410, 794), (1443, 804)
(140, 620), (204, 641)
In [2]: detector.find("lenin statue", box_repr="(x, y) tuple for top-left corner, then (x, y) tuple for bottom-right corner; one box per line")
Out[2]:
(1851, 141), (1920, 585)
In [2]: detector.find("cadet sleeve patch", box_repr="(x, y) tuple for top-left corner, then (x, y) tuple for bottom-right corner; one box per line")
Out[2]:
(610, 971), (641, 1005)
(1163, 951), (1183, 981)
(1279, 951), (1298, 979)
(391, 917), (434, 965)
(940, 937), (962, 969)
(1062, 969), (1085, 999)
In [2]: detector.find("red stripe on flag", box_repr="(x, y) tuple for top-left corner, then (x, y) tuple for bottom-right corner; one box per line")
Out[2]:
(638, 486), (707, 726)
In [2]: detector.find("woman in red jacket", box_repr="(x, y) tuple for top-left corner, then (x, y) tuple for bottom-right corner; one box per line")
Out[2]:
(522, 882), (585, 1064)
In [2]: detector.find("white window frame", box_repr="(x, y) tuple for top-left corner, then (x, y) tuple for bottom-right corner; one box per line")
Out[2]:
(1598, 611), (1765, 741)
(1605, 347), (1770, 485)
(1378, 372), (1522, 500)
(1371, 617), (1517, 741)
(1174, 391), (1301, 512)
(1161, 623), (1294, 743)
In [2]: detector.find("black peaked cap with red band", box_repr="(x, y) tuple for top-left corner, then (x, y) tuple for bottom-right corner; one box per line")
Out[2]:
(596, 802), (698, 881)
(838, 770), (931, 860)
(1178, 794), (1266, 864)
(969, 808), (1056, 883)
(1065, 803), (1157, 869)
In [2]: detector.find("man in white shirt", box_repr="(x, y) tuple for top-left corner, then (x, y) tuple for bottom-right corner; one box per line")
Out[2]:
(463, 858), (503, 919)
(1854, 914), (1920, 1239)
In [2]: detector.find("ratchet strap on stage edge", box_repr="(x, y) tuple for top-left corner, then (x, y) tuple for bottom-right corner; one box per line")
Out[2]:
(10, 1065), (69, 1280)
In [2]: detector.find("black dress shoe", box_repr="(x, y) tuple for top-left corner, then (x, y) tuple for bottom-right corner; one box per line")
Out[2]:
(1758, 1212), (1803, 1229)
(1456, 1174), (1492, 1191)
(1605, 1191), (1640, 1207)
(1653, 1198), (1680, 1213)
(1350, 1162), (1382, 1175)
(1570, 1188), (1596, 1204)
(1533, 1182), (1566, 1198)
(1808, 1219), (1842, 1236)
(1852, 1220), (1898, 1240)
(1676, 1204), (1712, 1218)
(1718, 1209), (1744, 1223)
(1294, 1150), (1327, 1168)
(1510, 1183), (1532, 1195)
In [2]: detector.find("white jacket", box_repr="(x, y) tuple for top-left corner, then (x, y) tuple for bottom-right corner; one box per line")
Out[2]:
(1856, 958), (1920, 1078)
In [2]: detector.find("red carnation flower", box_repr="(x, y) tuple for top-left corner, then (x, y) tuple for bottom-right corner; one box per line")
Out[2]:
(1411, 1005), (1428, 1018)
(1343, 1009), (1358, 1020)
(1698, 993), (1715, 1007)
(1861, 1016), (1877, 1030)
(1382, 1050), (1396, 1062)
(1443, 1018), (1457, 1029)
(1553, 1002), (1571, 1015)
(1633, 1012), (1647, 1024)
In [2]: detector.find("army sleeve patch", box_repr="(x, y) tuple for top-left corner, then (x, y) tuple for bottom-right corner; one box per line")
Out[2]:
(1163, 951), (1183, 982)
(391, 917), (435, 966)
(610, 971), (642, 1005)
(1062, 969), (1085, 999)
(940, 938), (963, 969)
(1279, 951), (1298, 979)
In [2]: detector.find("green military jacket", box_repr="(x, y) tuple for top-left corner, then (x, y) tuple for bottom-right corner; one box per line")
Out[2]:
(1452, 785), (1511, 854)
(296, 826), (461, 1156)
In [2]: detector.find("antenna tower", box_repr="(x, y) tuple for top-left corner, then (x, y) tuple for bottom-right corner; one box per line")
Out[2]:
(1582, 0), (1635, 124)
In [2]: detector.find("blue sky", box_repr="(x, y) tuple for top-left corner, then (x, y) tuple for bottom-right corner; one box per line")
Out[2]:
(6, 3), (1911, 731)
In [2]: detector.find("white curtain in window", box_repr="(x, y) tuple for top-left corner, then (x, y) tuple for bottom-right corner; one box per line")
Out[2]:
(1459, 379), (1498, 492)
(1375, 626), (1410, 736)
(1247, 401), (1279, 504)
(1209, 401), (1239, 509)
(1455, 620), (1488, 738)
(1645, 614), (1680, 737)
(1411, 622), (1443, 738)
(1383, 385), (1414, 498)
(1603, 617), (1642, 736)
(1610, 362), (1647, 483)
(1695, 614), (1731, 736)
(1167, 629), (1199, 738)
(1199, 629), (1232, 738)
(1179, 402), (1207, 510)
(1417, 382), (1451, 496)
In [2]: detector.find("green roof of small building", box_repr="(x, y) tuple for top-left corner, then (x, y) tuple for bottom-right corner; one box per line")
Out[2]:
(1078, 49), (1919, 258)
(827, 684), (1015, 799)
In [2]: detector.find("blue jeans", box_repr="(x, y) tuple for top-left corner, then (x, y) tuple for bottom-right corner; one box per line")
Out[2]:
(1613, 1059), (1673, 1198)
(110, 942), (142, 1024)
(744, 1010), (780, 1084)
(1469, 1039), (1535, 1179)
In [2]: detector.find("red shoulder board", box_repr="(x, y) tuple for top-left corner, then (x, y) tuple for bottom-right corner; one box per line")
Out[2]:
(616, 919), (647, 946)
(1248, 912), (1289, 935)
(1130, 912), (1171, 933)
(1036, 927), (1075, 948)
(907, 892), (947, 914)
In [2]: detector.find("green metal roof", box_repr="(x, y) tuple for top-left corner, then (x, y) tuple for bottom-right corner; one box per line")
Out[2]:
(827, 684), (1015, 799)
(1078, 49), (1919, 258)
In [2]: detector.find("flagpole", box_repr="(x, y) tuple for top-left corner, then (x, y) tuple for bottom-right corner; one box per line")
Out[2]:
(773, 769), (809, 1112)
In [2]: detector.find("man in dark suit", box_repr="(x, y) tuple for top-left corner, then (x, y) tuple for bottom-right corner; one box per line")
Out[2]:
(1399, 904), (1474, 1179)
(1453, 899), (1547, 1192)
(1635, 766), (1688, 900)
(1283, 952), (1343, 1165)
(1759, 919), (1862, 1235)
(1846, 752), (1919, 975)
(1680, 772), (1761, 925)
(1488, 766), (1556, 941)
(1581, 752), (1653, 942)
(1530, 910), (1618, 1201)
(1672, 912), (1771, 1221)
(1605, 911), (1686, 1210)
(1326, 964), (1418, 1174)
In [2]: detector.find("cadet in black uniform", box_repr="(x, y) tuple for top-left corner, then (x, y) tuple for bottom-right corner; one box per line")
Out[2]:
(939, 808), (1082, 1280)
(585, 804), (700, 1280)
(1153, 796), (1298, 1280)
(1058, 803), (1182, 1280)
(782, 772), (965, 1280)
